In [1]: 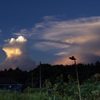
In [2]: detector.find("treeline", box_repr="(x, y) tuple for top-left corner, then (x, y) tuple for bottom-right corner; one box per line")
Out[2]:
(0, 61), (100, 88)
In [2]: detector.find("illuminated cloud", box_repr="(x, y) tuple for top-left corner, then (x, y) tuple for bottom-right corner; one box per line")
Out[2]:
(13, 16), (100, 64)
(2, 36), (27, 59)
(3, 47), (22, 58)
(2, 36), (35, 70)
(54, 52), (68, 56)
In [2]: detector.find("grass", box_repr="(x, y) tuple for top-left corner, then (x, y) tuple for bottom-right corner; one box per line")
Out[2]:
(0, 92), (51, 100)
(0, 92), (99, 100)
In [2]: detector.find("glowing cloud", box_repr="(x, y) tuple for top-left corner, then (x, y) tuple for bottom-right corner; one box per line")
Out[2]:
(3, 47), (22, 58)
(2, 36), (27, 59)
(2, 36), (35, 70)
(16, 36), (27, 42)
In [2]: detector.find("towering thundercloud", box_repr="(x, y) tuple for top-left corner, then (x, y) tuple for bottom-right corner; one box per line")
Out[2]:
(2, 36), (36, 70)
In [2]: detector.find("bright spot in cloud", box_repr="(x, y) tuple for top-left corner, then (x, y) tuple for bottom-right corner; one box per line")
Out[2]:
(16, 36), (27, 42)
(2, 47), (22, 58)
(54, 52), (68, 56)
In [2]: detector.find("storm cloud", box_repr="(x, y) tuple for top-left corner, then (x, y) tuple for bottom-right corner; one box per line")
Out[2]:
(3, 36), (28, 59)
(2, 36), (35, 70)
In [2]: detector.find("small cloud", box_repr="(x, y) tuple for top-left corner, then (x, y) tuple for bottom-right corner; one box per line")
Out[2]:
(43, 15), (56, 21)
(13, 29), (32, 38)
(16, 36), (27, 42)
(54, 52), (68, 56)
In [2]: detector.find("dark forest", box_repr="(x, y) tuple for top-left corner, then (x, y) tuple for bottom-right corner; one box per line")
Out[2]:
(0, 61), (100, 89)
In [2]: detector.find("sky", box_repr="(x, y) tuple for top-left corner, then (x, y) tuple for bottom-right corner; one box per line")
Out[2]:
(0, 0), (100, 68)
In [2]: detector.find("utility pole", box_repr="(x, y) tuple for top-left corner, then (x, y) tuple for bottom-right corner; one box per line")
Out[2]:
(32, 73), (33, 88)
(39, 62), (42, 89)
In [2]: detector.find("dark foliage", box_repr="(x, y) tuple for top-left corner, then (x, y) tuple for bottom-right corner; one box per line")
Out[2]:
(0, 61), (100, 88)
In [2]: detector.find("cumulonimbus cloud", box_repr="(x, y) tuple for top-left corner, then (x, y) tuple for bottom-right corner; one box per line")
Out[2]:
(2, 36), (36, 70)
(13, 16), (100, 65)
(2, 36), (27, 59)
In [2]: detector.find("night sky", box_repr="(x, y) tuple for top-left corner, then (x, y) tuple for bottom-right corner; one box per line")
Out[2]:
(0, 0), (100, 69)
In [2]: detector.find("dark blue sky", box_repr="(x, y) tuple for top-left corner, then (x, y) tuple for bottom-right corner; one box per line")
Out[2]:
(1, 0), (100, 29)
(0, 0), (100, 66)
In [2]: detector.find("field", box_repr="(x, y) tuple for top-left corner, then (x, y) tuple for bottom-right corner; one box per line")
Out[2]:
(0, 76), (100, 100)
(0, 92), (100, 100)
(0, 68), (100, 100)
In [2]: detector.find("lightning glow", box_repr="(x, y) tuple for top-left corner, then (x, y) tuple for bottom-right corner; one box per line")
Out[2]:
(1, 36), (36, 70)
(2, 36), (27, 59)
(2, 47), (22, 58)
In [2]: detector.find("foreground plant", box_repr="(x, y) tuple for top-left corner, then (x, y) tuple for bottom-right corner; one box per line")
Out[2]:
(69, 56), (82, 100)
